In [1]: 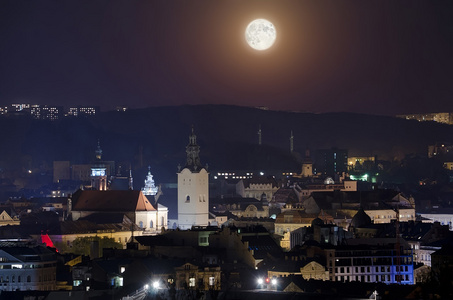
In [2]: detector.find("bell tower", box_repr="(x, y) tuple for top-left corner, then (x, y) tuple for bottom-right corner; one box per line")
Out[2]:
(301, 148), (313, 177)
(177, 127), (209, 229)
(91, 140), (107, 190)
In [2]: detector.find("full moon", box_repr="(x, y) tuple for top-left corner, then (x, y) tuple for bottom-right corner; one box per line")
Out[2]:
(245, 19), (276, 51)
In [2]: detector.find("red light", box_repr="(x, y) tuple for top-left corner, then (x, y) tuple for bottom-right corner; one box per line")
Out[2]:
(265, 278), (270, 283)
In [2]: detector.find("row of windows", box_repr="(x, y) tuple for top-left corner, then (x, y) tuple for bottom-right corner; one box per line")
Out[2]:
(336, 265), (409, 274)
(336, 274), (410, 283)
(185, 276), (216, 287)
(0, 275), (31, 283)
(185, 195), (207, 203)
(138, 218), (166, 229)
(374, 214), (414, 219)
(0, 263), (56, 269)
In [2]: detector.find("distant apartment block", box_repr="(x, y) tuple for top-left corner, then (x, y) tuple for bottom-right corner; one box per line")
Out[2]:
(333, 245), (414, 284)
(67, 106), (100, 117)
(1, 103), (100, 119)
(30, 105), (64, 120)
(213, 171), (254, 180)
(314, 147), (348, 177)
(10, 103), (31, 112)
(5, 104), (32, 117)
(397, 112), (453, 125)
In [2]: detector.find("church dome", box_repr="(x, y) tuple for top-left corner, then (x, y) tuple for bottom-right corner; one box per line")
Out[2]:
(351, 207), (371, 228)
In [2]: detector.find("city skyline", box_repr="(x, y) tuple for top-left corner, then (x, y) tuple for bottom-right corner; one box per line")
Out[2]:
(1, 1), (453, 116)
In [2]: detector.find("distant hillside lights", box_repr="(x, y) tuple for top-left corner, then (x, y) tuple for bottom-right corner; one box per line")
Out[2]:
(0, 103), (100, 120)
(213, 172), (253, 180)
(116, 106), (128, 112)
(397, 112), (453, 125)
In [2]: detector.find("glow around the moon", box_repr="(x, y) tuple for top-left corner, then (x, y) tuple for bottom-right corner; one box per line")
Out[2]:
(245, 19), (276, 51)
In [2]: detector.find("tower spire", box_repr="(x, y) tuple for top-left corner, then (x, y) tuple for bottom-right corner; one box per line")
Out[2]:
(184, 127), (202, 171)
(91, 140), (107, 190)
(95, 139), (102, 161)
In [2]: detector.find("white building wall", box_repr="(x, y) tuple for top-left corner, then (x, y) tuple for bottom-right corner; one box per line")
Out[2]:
(418, 213), (453, 230)
(178, 168), (209, 229)
(366, 208), (415, 224)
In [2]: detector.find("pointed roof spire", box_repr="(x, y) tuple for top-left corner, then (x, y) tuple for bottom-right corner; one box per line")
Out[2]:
(95, 139), (102, 161)
(183, 126), (203, 172)
(189, 125), (197, 146)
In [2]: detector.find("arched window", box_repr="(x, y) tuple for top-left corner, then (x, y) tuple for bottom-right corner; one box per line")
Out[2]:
(18, 276), (21, 283)
(186, 195), (190, 203)
(27, 276), (31, 282)
(150, 220), (153, 228)
(139, 221), (143, 229)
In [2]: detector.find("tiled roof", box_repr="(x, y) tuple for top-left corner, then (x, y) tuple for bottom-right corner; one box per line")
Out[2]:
(72, 190), (156, 212)
(275, 211), (318, 223)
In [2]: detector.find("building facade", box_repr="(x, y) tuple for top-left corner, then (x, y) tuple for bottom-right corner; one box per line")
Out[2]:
(314, 148), (348, 177)
(333, 245), (414, 284)
(0, 242), (57, 291)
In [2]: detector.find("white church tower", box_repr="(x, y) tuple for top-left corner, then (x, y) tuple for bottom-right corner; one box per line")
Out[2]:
(177, 127), (209, 229)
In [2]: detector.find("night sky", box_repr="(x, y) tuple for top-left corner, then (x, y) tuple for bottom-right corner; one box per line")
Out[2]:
(1, 0), (453, 115)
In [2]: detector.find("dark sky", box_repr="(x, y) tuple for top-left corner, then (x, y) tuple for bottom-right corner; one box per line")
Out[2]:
(1, 0), (453, 115)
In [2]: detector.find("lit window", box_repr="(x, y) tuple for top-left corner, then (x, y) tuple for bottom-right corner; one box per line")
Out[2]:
(189, 277), (196, 287)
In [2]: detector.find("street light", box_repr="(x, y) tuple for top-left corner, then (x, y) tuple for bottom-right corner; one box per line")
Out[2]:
(271, 277), (277, 291)
(152, 281), (160, 289)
